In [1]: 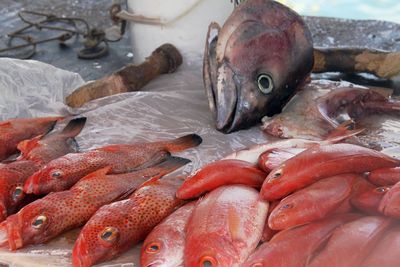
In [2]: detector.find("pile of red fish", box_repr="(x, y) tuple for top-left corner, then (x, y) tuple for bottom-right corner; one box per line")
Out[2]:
(0, 116), (202, 266)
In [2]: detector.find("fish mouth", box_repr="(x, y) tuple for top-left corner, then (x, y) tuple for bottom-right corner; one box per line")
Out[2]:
(0, 201), (7, 222)
(72, 235), (93, 267)
(207, 61), (240, 133)
(23, 172), (40, 194)
(0, 217), (23, 250)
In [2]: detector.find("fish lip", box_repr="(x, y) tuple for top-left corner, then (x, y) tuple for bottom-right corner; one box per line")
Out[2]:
(213, 62), (240, 133)
(72, 235), (93, 267)
(0, 201), (7, 221)
(23, 173), (39, 194)
(0, 218), (22, 250)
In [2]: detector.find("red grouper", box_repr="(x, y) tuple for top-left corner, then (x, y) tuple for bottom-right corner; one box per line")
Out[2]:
(0, 116), (63, 161)
(308, 216), (392, 267)
(0, 117), (86, 221)
(378, 180), (400, 218)
(242, 214), (360, 267)
(184, 185), (269, 267)
(24, 134), (202, 194)
(176, 159), (267, 200)
(141, 202), (196, 267)
(0, 156), (189, 250)
(72, 174), (188, 267)
(361, 226), (400, 267)
(260, 143), (400, 201)
(268, 174), (362, 230)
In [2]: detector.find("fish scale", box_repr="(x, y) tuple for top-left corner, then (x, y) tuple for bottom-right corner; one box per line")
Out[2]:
(72, 176), (186, 267)
(0, 157), (189, 251)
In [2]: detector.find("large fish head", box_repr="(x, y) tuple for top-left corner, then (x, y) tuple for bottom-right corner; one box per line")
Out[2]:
(72, 208), (127, 267)
(0, 200), (53, 250)
(203, 0), (314, 133)
(23, 156), (84, 194)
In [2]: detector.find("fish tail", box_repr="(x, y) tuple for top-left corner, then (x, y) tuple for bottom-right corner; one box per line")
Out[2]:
(163, 134), (202, 152)
(61, 117), (87, 138)
(154, 156), (191, 176)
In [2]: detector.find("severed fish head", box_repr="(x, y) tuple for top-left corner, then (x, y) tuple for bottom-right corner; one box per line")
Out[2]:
(203, 0), (314, 133)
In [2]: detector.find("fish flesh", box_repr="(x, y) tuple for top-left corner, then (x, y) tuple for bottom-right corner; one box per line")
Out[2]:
(378, 181), (400, 218)
(260, 143), (400, 201)
(268, 174), (360, 230)
(0, 156), (189, 250)
(141, 202), (196, 267)
(203, 0), (313, 133)
(17, 117), (86, 166)
(0, 161), (39, 221)
(308, 216), (392, 267)
(242, 214), (359, 267)
(262, 80), (400, 148)
(0, 118), (86, 221)
(176, 159), (266, 199)
(368, 167), (400, 186)
(184, 185), (268, 267)
(351, 186), (391, 215)
(72, 175), (186, 267)
(24, 134), (202, 194)
(0, 116), (63, 161)
(361, 226), (400, 267)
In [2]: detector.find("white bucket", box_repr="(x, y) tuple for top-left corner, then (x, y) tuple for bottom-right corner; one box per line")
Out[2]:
(124, 0), (235, 66)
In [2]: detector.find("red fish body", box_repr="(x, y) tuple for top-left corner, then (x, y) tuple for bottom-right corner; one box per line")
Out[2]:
(368, 167), (400, 186)
(261, 201), (279, 242)
(308, 216), (392, 267)
(243, 214), (359, 267)
(0, 161), (39, 221)
(17, 117), (86, 166)
(141, 202), (196, 267)
(24, 134), (202, 194)
(361, 227), (400, 267)
(184, 185), (269, 267)
(72, 175), (186, 267)
(378, 181), (400, 218)
(351, 186), (391, 215)
(268, 174), (360, 230)
(260, 143), (400, 201)
(176, 159), (266, 199)
(0, 157), (189, 251)
(0, 116), (63, 162)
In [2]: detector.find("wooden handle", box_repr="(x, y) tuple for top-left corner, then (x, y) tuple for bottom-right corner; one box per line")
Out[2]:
(313, 48), (400, 79)
(65, 43), (182, 108)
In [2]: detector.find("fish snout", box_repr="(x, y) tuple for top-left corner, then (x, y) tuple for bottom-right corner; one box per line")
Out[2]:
(0, 222), (9, 248)
(23, 172), (40, 194)
(72, 235), (93, 267)
(0, 217), (23, 250)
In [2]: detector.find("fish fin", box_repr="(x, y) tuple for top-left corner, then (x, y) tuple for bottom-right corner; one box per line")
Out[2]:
(60, 117), (87, 138)
(323, 120), (364, 144)
(132, 151), (172, 171)
(77, 166), (112, 182)
(97, 145), (123, 153)
(162, 134), (202, 152)
(16, 134), (44, 157)
(137, 157), (191, 189)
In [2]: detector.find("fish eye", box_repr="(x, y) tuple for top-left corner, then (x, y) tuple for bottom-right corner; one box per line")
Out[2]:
(257, 74), (274, 94)
(199, 256), (218, 267)
(51, 170), (63, 179)
(375, 187), (389, 193)
(12, 186), (24, 202)
(32, 215), (47, 229)
(145, 242), (162, 253)
(282, 203), (293, 209)
(100, 227), (119, 243)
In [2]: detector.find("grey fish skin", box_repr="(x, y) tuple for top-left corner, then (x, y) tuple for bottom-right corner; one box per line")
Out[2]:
(204, 0), (314, 133)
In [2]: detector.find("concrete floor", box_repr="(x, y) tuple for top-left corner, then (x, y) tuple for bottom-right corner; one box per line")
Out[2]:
(0, 0), (133, 81)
